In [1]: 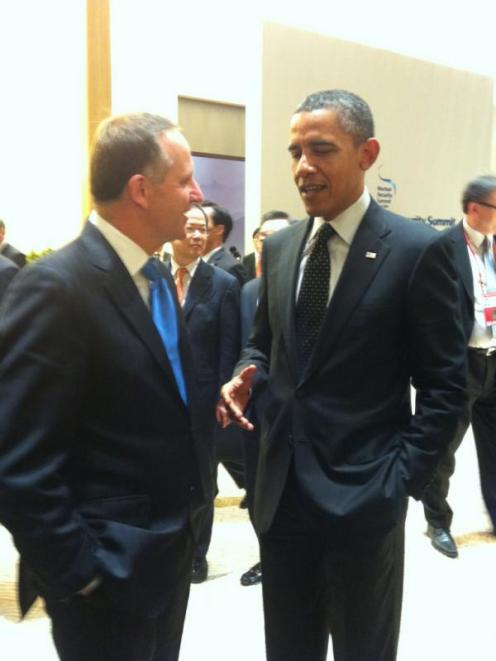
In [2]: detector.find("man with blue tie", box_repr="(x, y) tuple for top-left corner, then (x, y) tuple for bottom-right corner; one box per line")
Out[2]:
(0, 113), (210, 661)
(422, 174), (496, 558)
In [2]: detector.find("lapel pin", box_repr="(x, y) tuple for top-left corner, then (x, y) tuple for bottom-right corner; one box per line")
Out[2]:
(365, 251), (377, 259)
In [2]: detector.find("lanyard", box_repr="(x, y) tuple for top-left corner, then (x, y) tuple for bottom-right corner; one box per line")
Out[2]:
(464, 231), (495, 293)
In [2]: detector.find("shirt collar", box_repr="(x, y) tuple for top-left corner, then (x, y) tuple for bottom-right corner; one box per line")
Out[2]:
(202, 246), (223, 262)
(89, 210), (149, 276)
(310, 188), (371, 245)
(171, 256), (201, 275)
(462, 217), (492, 251)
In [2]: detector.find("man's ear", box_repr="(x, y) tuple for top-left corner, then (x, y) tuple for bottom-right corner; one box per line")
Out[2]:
(127, 174), (149, 209)
(359, 138), (380, 171)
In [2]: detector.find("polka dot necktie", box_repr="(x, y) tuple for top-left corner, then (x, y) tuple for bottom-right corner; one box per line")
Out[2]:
(295, 222), (335, 370)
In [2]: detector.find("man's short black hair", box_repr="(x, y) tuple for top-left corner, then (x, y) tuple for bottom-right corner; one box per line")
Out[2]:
(201, 200), (233, 242)
(462, 175), (496, 213)
(295, 89), (374, 145)
(261, 210), (290, 223)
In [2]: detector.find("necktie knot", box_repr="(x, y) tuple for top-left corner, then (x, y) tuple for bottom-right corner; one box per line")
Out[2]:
(141, 258), (162, 282)
(313, 222), (335, 247)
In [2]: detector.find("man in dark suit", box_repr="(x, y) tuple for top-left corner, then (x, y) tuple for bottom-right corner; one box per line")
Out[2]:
(0, 253), (18, 300)
(242, 211), (291, 283)
(202, 201), (248, 285)
(0, 219), (27, 267)
(422, 174), (496, 558)
(0, 113), (210, 661)
(218, 90), (466, 661)
(170, 204), (240, 583)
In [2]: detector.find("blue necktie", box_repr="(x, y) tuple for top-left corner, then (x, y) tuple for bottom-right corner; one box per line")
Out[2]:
(141, 258), (188, 405)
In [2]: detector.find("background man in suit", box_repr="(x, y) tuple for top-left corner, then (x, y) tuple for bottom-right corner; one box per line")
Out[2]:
(242, 210), (291, 282)
(170, 205), (240, 583)
(0, 219), (26, 267)
(0, 113), (209, 661)
(0, 253), (18, 301)
(422, 174), (496, 558)
(218, 89), (466, 661)
(202, 201), (248, 286)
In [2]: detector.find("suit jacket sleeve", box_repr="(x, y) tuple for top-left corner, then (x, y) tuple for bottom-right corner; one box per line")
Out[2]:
(399, 232), (467, 497)
(0, 264), (100, 599)
(218, 277), (241, 387)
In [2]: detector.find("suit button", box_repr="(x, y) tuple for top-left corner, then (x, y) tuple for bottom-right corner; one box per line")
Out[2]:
(189, 485), (196, 495)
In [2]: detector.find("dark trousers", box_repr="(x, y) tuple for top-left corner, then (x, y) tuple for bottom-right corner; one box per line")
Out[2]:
(44, 575), (191, 661)
(422, 349), (496, 530)
(194, 426), (245, 560)
(259, 468), (404, 661)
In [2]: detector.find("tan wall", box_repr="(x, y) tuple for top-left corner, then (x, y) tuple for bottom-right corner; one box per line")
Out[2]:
(261, 23), (493, 222)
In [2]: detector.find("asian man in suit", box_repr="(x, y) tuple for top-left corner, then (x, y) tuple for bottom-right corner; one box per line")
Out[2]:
(0, 113), (210, 661)
(0, 219), (27, 267)
(218, 89), (467, 661)
(0, 253), (19, 301)
(170, 204), (240, 583)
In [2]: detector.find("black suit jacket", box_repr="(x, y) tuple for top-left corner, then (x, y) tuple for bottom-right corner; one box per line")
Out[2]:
(242, 252), (257, 282)
(0, 254), (18, 300)
(182, 260), (240, 428)
(236, 200), (467, 534)
(440, 221), (474, 341)
(207, 246), (248, 286)
(240, 277), (260, 347)
(0, 242), (26, 268)
(0, 222), (212, 617)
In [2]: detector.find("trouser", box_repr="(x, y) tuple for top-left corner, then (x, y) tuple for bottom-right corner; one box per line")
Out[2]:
(423, 348), (496, 530)
(259, 467), (405, 661)
(44, 574), (191, 661)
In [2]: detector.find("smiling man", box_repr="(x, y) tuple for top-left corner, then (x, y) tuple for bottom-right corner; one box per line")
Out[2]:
(218, 89), (467, 661)
(0, 113), (210, 661)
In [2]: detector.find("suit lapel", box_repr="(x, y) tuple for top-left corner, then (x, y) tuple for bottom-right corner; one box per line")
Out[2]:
(183, 260), (212, 319)
(80, 223), (186, 401)
(303, 201), (392, 381)
(278, 220), (312, 368)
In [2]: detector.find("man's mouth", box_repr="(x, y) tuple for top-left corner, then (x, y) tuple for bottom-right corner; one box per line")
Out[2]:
(299, 183), (326, 196)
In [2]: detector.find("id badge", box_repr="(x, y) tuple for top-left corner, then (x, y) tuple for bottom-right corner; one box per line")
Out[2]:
(483, 291), (496, 326)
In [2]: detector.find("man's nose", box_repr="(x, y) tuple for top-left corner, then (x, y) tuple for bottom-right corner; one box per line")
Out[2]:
(295, 154), (316, 177)
(190, 179), (204, 204)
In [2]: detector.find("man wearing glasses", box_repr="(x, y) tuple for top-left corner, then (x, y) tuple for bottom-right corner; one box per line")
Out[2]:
(422, 174), (496, 557)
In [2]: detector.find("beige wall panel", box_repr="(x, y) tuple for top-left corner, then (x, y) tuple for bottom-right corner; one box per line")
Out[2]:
(261, 23), (493, 222)
(178, 97), (245, 158)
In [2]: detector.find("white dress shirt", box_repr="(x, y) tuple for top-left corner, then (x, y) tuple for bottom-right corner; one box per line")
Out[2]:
(170, 257), (202, 305)
(89, 210), (150, 307)
(463, 218), (496, 349)
(296, 188), (371, 303)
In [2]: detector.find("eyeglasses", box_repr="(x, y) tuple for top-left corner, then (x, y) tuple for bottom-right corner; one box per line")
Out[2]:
(478, 201), (496, 211)
(185, 226), (208, 236)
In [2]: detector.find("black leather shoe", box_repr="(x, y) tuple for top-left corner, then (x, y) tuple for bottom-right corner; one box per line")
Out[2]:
(427, 525), (458, 558)
(240, 562), (262, 586)
(191, 557), (208, 583)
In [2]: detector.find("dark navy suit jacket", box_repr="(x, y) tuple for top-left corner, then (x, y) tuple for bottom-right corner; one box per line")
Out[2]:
(182, 259), (240, 428)
(237, 200), (467, 534)
(0, 254), (18, 301)
(0, 222), (212, 617)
